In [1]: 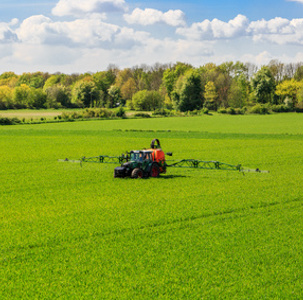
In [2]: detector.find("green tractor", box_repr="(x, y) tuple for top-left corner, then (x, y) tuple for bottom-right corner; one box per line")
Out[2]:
(114, 139), (171, 178)
(60, 138), (269, 177)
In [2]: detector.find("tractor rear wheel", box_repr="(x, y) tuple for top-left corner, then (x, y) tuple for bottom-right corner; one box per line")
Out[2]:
(131, 168), (144, 179)
(150, 164), (160, 177)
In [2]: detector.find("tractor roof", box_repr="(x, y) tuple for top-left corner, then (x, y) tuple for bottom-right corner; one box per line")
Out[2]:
(130, 150), (153, 153)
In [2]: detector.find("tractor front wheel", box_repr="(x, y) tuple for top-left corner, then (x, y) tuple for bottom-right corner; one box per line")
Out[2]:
(150, 164), (160, 177)
(131, 168), (144, 179)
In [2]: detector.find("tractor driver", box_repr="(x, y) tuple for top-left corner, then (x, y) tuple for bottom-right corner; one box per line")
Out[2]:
(139, 152), (144, 161)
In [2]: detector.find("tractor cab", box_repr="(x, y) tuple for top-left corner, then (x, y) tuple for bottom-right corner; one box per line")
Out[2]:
(129, 150), (153, 162)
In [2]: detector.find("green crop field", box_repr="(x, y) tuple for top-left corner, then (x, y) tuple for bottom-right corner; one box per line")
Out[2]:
(1, 113), (303, 299)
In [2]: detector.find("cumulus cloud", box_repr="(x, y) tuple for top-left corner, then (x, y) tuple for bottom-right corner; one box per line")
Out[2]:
(17, 15), (117, 46)
(177, 14), (249, 40)
(124, 8), (186, 27)
(14, 14), (152, 51)
(0, 19), (18, 43)
(52, 0), (127, 17)
(176, 14), (303, 46)
(4, 2), (303, 73)
(114, 27), (150, 48)
(247, 17), (303, 45)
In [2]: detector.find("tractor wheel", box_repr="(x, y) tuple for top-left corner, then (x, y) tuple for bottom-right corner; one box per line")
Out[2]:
(150, 164), (160, 177)
(131, 168), (144, 179)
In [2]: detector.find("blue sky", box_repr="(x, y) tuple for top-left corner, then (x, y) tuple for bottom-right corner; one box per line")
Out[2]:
(1, 0), (303, 73)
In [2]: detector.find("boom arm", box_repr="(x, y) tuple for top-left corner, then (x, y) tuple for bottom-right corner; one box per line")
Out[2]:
(167, 159), (269, 173)
(59, 156), (268, 173)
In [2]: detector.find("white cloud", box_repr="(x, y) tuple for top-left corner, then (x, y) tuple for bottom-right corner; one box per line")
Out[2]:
(248, 17), (291, 35)
(16, 15), (52, 44)
(0, 19), (18, 43)
(248, 17), (303, 45)
(16, 15), (123, 47)
(114, 27), (150, 48)
(177, 14), (249, 40)
(176, 14), (303, 46)
(13, 44), (79, 66)
(124, 8), (186, 27)
(4, 2), (303, 74)
(52, 0), (127, 17)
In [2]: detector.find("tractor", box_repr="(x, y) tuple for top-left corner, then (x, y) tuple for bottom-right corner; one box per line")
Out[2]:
(114, 139), (172, 178)
(59, 138), (268, 177)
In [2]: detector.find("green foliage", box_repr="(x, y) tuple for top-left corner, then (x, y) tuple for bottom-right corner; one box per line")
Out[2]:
(227, 74), (248, 108)
(275, 79), (302, 104)
(28, 88), (47, 108)
(177, 71), (203, 112)
(71, 79), (99, 108)
(43, 75), (62, 91)
(226, 107), (236, 115)
(294, 65), (303, 81)
(115, 106), (126, 118)
(251, 66), (276, 104)
(0, 86), (13, 109)
(284, 96), (294, 110)
(0, 117), (21, 125)
(271, 104), (290, 113)
(204, 81), (217, 110)
(93, 71), (116, 94)
(152, 108), (171, 116)
(295, 101), (303, 112)
(162, 63), (193, 100)
(45, 85), (71, 108)
(16, 72), (47, 89)
(249, 104), (270, 114)
(108, 85), (122, 107)
(12, 84), (31, 108)
(61, 108), (116, 120)
(218, 107), (244, 115)
(3, 61), (303, 113)
(132, 90), (164, 111)
(162, 68), (175, 100)
(134, 112), (151, 118)
(0, 71), (17, 80)
(217, 107), (227, 114)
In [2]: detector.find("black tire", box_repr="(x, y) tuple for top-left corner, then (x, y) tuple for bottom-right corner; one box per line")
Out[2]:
(131, 168), (144, 178)
(150, 163), (160, 177)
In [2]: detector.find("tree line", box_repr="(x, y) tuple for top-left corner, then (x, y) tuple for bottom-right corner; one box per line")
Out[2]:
(1, 60), (303, 112)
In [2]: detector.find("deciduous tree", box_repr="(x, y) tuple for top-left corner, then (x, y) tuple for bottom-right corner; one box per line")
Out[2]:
(132, 90), (164, 111)
(0, 86), (13, 109)
(72, 80), (99, 108)
(178, 71), (203, 112)
(13, 84), (31, 108)
(251, 67), (275, 104)
(204, 81), (217, 110)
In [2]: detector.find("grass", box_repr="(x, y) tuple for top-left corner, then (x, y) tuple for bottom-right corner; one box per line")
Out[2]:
(0, 109), (72, 120)
(0, 108), (149, 122)
(1, 113), (303, 298)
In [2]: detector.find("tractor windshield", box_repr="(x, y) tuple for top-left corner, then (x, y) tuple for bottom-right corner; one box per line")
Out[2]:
(130, 151), (152, 162)
(130, 152), (144, 161)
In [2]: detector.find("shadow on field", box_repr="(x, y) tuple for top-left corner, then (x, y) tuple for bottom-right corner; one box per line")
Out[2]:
(159, 175), (188, 179)
(114, 175), (188, 180)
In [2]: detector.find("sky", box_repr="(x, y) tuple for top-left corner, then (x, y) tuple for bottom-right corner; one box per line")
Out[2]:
(1, 0), (303, 74)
